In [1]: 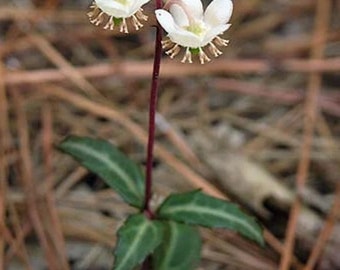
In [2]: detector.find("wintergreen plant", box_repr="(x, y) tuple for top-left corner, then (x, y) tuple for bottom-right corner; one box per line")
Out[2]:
(59, 0), (264, 269)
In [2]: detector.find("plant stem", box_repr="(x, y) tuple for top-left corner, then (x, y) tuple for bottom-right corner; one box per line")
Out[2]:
(143, 0), (163, 217)
(142, 1), (163, 268)
(141, 255), (152, 270)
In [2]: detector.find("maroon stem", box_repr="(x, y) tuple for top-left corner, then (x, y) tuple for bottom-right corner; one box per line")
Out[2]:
(141, 0), (163, 268)
(143, 0), (163, 217)
(141, 255), (152, 270)
(141, 2), (163, 269)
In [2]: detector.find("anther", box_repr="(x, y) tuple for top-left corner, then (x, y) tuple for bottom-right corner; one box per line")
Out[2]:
(198, 48), (211, 64)
(214, 36), (229, 47)
(90, 12), (104, 26)
(208, 42), (222, 57)
(104, 16), (115, 30)
(161, 38), (175, 49)
(119, 18), (129, 33)
(166, 44), (181, 58)
(136, 8), (148, 21)
(181, 48), (193, 63)
(132, 15), (143, 30)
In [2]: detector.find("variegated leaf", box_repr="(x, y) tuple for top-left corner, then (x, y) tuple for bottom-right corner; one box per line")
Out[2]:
(157, 190), (264, 245)
(114, 214), (163, 270)
(153, 221), (201, 270)
(59, 136), (144, 208)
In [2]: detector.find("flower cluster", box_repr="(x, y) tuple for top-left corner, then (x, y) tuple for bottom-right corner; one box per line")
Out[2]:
(87, 0), (149, 33)
(155, 0), (233, 64)
(87, 0), (233, 63)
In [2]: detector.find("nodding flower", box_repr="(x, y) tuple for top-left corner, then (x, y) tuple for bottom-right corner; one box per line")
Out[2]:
(155, 0), (233, 64)
(87, 0), (150, 33)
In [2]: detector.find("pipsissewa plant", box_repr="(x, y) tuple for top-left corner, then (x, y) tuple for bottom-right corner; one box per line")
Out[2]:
(59, 0), (264, 269)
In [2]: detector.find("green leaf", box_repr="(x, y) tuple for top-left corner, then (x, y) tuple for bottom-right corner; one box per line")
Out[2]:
(157, 190), (264, 246)
(114, 214), (163, 270)
(153, 221), (201, 270)
(58, 136), (144, 208)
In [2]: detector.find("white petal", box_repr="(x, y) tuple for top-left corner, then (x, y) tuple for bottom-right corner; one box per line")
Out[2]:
(202, 23), (230, 46)
(155, 9), (177, 33)
(169, 4), (189, 27)
(129, 0), (150, 15)
(156, 9), (202, 47)
(168, 29), (203, 47)
(204, 0), (233, 26)
(181, 0), (203, 19)
(95, 0), (129, 17)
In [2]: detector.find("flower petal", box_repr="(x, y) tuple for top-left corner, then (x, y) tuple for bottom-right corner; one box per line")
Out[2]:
(155, 9), (177, 34)
(204, 0), (233, 26)
(169, 28), (203, 47)
(181, 0), (203, 19)
(129, 0), (151, 15)
(202, 23), (230, 45)
(156, 9), (202, 47)
(95, 0), (129, 17)
(169, 4), (189, 27)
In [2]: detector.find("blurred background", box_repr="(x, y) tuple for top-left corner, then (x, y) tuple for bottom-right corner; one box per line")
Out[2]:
(0, 0), (340, 269)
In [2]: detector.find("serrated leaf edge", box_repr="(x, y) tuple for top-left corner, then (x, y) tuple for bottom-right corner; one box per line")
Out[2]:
(115, 220), (156, 270)
(160, 203), (263, 244)
(157, 221), (178, 268)
(158, 220), (201, 270)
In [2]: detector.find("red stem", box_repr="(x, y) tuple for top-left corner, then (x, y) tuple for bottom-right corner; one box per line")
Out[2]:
(143, 0), (163, 217)
(141, 1), (163, 268)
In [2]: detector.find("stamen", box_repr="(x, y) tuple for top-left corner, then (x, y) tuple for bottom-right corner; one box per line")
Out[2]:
(161, 38), (175, 49)
(132, 15), (144, 30)
(90, 11), (105, 26)
(208, 42), (222, 57)
(181, 47), (193, 63)
(136, 8), (148, 21)
(198, 48), (210, 64)
(87, 4), (99, 18)
(87, 3), (147, 32)
(165, 44), (181, 58)
(120, 18), (129, 33)
(104, 16), (115, 30)
(89, 2), (96, 9)
(214, 36), (229, 47)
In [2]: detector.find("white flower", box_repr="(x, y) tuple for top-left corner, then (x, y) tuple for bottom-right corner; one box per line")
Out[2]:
(155, 0), (233, 64)
(87, 0), (150, 33)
